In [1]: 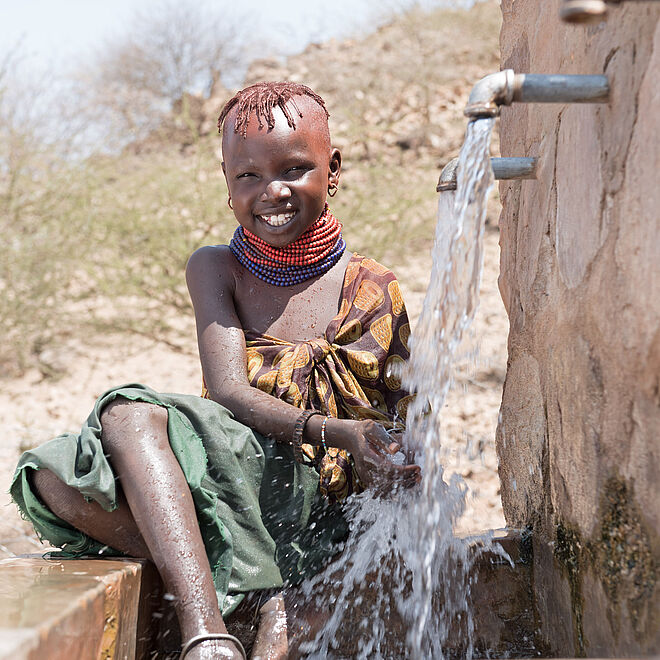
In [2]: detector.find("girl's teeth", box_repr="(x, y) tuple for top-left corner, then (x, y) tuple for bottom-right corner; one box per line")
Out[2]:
(260, 212), (295, 226)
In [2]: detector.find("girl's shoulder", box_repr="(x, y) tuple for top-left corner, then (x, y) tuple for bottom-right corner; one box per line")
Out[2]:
(188, 243), (233, 261)
(187, 244), (237, 273)
(186, 244), (239, 297)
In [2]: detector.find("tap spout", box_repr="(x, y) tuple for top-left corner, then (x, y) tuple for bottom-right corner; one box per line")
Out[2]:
(436, 157), (537, 192)
(464, 70), (610, 118)
(463, 69), (516, 119)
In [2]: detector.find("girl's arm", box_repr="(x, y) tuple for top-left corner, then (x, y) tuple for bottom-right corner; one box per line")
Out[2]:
(186, 245), (420, 488)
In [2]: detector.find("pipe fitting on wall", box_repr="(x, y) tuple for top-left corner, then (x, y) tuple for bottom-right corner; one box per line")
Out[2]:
(436, 157), (538, 192)
(464, 70), (610, 119)
(463, 69), (516, 119)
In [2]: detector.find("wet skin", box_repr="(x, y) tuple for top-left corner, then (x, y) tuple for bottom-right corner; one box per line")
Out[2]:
(33, 98), (421, 660)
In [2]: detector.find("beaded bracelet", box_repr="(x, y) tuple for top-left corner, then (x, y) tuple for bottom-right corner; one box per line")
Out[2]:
(320, 416), (329, 453)
(292, 410), (323, 462)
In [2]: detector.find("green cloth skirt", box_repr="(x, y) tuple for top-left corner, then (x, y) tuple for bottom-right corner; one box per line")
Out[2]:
(10, 384), (348, 616)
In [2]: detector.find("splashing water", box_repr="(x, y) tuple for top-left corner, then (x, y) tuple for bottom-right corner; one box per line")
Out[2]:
(300, 118), (500, 659)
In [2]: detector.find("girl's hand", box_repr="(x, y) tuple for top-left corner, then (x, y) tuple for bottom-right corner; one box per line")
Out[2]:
(341, 420), (422, 493)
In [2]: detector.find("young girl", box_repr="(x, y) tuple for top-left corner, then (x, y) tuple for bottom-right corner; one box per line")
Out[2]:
(11, 82), (421, 659)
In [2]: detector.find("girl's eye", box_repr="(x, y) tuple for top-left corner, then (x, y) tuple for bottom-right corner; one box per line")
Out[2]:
(285, 166), (308, 176)
(237, 172), (256, 179)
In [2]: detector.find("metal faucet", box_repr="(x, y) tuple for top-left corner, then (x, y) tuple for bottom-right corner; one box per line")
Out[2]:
(436, 157), (537, 192)
(464, 70), (610, 119)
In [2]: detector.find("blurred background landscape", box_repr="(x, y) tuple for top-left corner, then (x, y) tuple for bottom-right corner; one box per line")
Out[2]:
(0, 0), (506, 555)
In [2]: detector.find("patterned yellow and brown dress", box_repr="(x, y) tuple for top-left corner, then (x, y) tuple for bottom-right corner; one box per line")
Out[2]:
(12, 253), (412, 615)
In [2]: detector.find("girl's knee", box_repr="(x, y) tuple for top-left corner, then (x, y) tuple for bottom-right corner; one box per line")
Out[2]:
(32, 467), (58, 501)
(100, 398), (169, 450)
(31, 468), (81, 521)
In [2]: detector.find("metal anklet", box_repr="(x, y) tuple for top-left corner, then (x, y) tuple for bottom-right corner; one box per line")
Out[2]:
(180, 632), (247, 660)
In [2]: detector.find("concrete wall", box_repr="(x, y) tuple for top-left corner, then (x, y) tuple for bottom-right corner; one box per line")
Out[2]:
(497, 1), (659, 655)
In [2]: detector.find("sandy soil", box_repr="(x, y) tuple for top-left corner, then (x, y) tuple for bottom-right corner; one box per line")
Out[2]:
(0, 221), (507, 557)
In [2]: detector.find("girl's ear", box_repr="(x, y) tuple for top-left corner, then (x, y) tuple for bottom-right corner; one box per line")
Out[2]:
(328, 148), (342, 186)
(221, 161), (231, 193)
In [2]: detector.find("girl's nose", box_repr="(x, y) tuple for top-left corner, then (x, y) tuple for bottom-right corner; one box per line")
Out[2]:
(262, 180), (292, 201)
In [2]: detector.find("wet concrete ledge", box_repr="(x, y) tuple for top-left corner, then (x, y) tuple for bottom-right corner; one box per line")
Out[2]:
(0, 556), (145, 660)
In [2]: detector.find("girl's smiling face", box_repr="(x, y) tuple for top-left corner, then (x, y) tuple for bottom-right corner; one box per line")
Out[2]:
(221, 97), (341, 248)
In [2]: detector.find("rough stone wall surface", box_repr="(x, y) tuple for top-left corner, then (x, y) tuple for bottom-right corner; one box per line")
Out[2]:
(497, 1), (659, 655)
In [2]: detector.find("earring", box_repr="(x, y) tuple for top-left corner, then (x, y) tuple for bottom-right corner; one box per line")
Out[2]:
(328, 183), (338, 197)
(227, 195), (233, 210)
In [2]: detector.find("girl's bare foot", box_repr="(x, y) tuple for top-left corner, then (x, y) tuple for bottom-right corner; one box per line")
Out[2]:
(251, 594), (288, 660)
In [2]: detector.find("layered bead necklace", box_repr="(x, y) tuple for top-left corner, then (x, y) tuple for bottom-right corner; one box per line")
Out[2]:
(230, 204), (346, 286)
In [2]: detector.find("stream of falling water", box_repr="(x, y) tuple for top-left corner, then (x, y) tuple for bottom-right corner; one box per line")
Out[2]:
(300, 117), (502, 659)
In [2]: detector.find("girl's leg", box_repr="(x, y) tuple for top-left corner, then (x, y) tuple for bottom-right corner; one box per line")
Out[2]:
(251, 594), (288, 659)
(33, 398), (243, 660)
(32, 468), (151, 559)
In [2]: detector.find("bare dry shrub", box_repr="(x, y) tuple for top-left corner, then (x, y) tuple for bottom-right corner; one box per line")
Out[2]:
(78, 0), (246, 146)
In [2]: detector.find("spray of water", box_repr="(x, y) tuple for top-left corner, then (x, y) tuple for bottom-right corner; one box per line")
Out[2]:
(299, 118), (500, 659)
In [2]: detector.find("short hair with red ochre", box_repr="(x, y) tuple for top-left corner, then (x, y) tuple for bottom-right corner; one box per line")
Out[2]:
(217, 81), (329, 138)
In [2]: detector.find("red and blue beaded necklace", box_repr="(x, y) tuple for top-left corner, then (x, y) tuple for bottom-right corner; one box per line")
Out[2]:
(229, 204), (346, 286)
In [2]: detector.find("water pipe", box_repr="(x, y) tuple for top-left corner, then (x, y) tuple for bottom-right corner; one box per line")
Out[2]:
(436, 157), (537, 192)
(464, 70), (610, 119)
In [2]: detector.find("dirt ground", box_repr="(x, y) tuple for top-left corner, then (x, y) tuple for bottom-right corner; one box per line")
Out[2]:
(0, 220), (507, 557)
